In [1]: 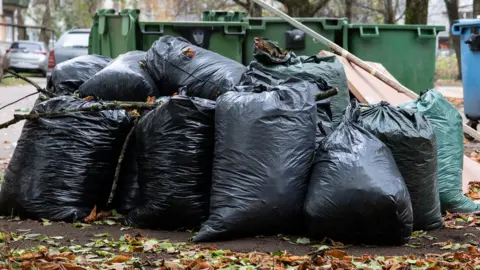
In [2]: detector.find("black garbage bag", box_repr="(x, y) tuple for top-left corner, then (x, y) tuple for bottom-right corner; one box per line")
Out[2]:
(360, 102), (443, 230)
(108, 131), (140, 215)
(248, 38), (349, 127)
(125, 95), (215, 230)
(109, 96), (171, 215)
(239, 67), (333, 145)
(0, 96), (132, 222)
(143, 35), (247, 100)
(78, 51), (160, 102)
(304, 101), (413, 245)
(194, 77), (317, 242)
(47, 55), (111, 95)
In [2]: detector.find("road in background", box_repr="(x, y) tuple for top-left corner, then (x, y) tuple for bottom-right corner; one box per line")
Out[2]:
(0, 78), (46, 167)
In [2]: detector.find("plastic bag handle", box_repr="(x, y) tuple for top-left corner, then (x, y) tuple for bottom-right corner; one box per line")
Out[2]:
(343, 99), (361, 123)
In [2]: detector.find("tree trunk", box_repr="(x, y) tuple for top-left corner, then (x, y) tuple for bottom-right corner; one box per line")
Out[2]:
(474, 0), (480, 18)
(282, 0), (330, 17)
(249, 1), (262, 17)
(345, 0), (353, 21)
(405, 0), (429, 24)
(383, 0), (396, 23)
(39, 4), (51, 46)
(233, 0), (262, 16)
(444, 0), (462, 80)
(17, 8), (27, 41)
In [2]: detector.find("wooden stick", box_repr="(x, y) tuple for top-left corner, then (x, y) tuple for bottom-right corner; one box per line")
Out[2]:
(108, 118), (138, 205)
(251, 0), (480, 140)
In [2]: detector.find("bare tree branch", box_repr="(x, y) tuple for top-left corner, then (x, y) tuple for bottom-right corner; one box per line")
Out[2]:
(232, 0), (248, 9)
(0, 101), (162, 130)
(353, 2), (386, 15)
(109, 118), (138, 205)
(312, 0), (332, 14)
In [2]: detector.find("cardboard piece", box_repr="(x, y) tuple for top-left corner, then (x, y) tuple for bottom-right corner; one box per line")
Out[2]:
(320, 50), (478, 194)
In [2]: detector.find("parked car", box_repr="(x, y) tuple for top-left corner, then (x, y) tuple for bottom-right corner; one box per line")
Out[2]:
(47, 28), (90, 77)
(6, 41), (49, 77)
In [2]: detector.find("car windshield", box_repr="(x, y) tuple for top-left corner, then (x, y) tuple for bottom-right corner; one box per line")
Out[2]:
(11, 42), (42, 51)
(62, 32), (89, 48)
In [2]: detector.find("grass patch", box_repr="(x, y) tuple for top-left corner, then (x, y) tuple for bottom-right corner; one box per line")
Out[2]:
(436, 54), (459, 81)
(0, 77), (29, 86)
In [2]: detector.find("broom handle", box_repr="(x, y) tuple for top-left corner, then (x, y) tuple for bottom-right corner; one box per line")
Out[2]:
(251, 0), (480, 141)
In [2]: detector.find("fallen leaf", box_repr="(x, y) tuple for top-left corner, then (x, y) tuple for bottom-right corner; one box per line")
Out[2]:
(83, 96), (95, 102)
(84, 205), (97, 223)
(324, 249), (347, 259)
(94, 233), (110, 238)
(108, 254), (132, 263)
(72, 223), (91, 228)
(42, 218), (52, 226)
(182, 48), (196, 57)
(95, 250), (113, 257)
(146, 96), (156, 103)
(296, 238), (311, 245)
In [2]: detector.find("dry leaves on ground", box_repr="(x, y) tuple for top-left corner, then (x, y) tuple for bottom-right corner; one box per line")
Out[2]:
(446, 97), (464, 107)
(443, 211), (480, 229)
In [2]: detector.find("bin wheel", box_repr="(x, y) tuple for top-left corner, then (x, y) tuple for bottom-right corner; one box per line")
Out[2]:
(466, 120), (479, 141)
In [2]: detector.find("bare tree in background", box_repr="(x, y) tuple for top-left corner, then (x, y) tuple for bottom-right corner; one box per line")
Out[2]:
(405, 0), (428, 24)
(38, 0), (52, 45)
(345, 0), (354, 21)
(335, 0), (404, 23)
(383, 0), (397, 23)
(232, 0), (262, 16)
(17, 8), (27, 40)
(275, 0), (331, 17)
(444, 0), (462, 79)
(474, 0), (480, 18)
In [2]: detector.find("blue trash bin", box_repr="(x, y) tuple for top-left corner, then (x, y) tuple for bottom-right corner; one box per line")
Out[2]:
(452, 19), (480, 122)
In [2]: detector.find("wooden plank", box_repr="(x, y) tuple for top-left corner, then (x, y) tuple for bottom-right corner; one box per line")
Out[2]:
(320, 50), (479, 194)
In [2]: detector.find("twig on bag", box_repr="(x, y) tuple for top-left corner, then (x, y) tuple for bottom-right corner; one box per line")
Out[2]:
(108, 118), (138, 205)
(5, 70), (54, 97)
(0, 92), (39, 111)
(315, 87), (339, 101)
(0, 101), (162, 130)
(0, 70), (57, 112)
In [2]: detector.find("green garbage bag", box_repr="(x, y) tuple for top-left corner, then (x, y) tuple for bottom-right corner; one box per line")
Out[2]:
(402, 89), (480, 213)
(248, 38), (350, 126)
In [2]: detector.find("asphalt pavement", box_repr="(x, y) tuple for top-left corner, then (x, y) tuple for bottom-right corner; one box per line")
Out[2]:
(0, 77), (46, 162)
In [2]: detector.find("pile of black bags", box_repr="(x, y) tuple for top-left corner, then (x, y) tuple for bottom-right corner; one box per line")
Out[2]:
(2, 35), (460, 246)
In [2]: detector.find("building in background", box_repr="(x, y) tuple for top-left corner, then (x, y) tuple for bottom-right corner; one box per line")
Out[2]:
(0, 0), (30, 48)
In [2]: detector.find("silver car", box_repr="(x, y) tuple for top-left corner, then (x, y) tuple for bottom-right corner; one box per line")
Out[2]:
(6, 40), (49, 77)
(47, 29), (90, 77)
